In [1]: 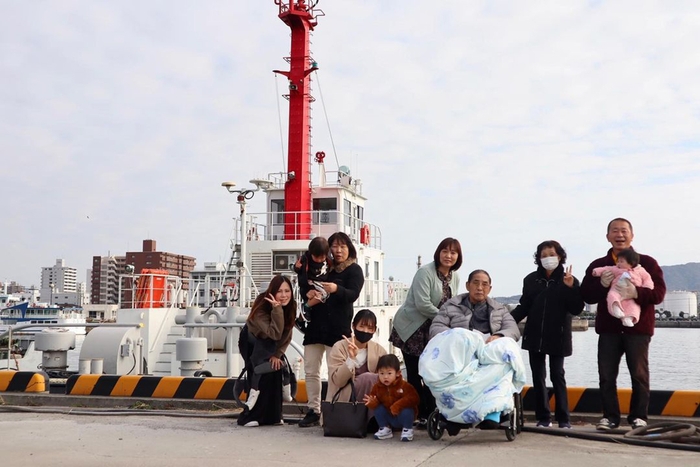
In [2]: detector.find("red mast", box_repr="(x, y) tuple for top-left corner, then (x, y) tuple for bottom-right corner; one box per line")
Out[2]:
(274, 0), (320, 240)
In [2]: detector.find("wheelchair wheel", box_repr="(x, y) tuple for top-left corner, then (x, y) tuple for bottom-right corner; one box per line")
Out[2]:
(427, 409), (444, 440)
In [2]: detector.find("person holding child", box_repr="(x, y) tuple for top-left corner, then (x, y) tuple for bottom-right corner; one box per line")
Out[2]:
(581, 218), (666, 431)
(298, 232), (365, 427)
(363, 354), (420, 442)
(592, 248), (654, 327)
(237, 275), (296, 427)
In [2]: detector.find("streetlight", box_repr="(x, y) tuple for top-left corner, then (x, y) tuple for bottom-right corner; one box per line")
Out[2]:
(221, 179), (273, 308)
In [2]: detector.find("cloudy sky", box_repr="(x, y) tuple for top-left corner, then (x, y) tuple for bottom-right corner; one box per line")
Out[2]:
(2, 1), (700, 297)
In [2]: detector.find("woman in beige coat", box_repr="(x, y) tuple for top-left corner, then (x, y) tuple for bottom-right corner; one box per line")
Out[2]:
(326, 309), (387, 404)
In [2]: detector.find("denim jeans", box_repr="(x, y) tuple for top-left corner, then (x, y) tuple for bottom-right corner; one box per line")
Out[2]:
(598, 333), (651, 425)
(374, 404), (415, 430)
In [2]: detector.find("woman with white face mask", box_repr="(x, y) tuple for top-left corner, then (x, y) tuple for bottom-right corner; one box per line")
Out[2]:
(510, 240), (584, 429)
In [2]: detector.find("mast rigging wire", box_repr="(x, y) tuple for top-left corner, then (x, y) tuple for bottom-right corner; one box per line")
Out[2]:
(313, 70), (340, 170)
(275, 74), (287, 172)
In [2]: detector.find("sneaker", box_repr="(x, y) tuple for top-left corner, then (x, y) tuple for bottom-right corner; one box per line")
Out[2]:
(243, 421), (259, 427)
(596, 418), (618, 431)
(631, 418), (647, 429)
(374, 426), (393, 440)
(401, 428), (414, 442)
(282, 384), (292, 402)
(245, 388), (260, 410)
(536, 420), (553, 428)
(558, 421), (572, 429)
(414, 418), (428, 430)
(298, 409), (320, 427)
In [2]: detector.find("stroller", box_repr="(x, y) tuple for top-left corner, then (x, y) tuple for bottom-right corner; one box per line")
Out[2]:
(419, 328), (526, 441)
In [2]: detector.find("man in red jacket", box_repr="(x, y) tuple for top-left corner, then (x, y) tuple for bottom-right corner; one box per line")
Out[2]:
(581, 218), (666, 431)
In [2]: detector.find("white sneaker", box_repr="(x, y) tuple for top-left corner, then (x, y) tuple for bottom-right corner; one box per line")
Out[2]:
(611, 304), (625, 318)
(243, 421), (259, 427)
(374, 427), (393, 440)
(401, 428), (414, 442)
(282, 384), (292, 402)
(631, 418), (647, 429)
(621, 316), (634, 327)
(245, 388), (260, 410)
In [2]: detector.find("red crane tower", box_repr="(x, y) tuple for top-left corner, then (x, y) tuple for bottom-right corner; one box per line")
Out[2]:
(273, 0), (321, 240)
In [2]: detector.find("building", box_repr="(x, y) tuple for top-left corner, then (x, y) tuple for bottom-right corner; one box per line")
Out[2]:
(40, 259), (77, 303)
(90, 240), (196, 306)
(125, 239), (196, 283)
(90, 255), (126, 305)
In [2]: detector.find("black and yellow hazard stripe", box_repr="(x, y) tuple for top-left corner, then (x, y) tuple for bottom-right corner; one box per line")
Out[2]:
(0, 370), (49, 393)
(521, 386), (700, 417)
(65, 375), (237, 400)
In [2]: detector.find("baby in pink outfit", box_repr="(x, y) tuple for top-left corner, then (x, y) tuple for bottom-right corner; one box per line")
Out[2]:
(592, 248), (654, 327)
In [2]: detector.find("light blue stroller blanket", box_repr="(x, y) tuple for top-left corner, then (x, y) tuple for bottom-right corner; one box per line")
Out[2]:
(418, 328), (526, 425)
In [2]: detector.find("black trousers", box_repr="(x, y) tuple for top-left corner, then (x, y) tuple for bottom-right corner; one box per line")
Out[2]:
(402, 352), (435, 420)
(597, 333), (651, 425)
(528, 352), (569, 423)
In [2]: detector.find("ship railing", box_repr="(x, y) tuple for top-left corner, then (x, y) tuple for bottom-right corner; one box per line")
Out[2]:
(241, 210), (382, 249)
(357, 279), (409, 308)
(117, 273), (187, 310)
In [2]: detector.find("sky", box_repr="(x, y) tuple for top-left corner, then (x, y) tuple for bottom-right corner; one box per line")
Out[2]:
(2, 1), (700, 297)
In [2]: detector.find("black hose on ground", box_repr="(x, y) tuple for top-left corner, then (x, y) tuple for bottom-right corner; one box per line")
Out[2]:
(522, 424), (700, 453)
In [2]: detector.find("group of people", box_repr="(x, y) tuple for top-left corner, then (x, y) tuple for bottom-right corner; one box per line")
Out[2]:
(236, 217), (666, 438)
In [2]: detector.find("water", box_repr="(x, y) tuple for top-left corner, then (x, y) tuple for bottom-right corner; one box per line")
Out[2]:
(521, 328), (700, 391)
(68, 329), (698, 390)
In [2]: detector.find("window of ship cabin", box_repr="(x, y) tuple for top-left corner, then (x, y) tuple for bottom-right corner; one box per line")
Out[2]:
(344, 200), (352, 226)
(374, 261), (379, 280)
(271, 199), (284, 225)
(312, 198), (337, 224)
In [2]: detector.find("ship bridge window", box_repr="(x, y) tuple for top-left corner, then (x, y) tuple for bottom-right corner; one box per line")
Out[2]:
(271, 199), (284, 225)
(344, 200), (353, 226)
(312, 198), (337, 224)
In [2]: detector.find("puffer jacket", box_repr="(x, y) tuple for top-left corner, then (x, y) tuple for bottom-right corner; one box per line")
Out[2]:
(365, 373), (420, 418)
(510, 266), (584, 356)
(429, 294), (520, 341)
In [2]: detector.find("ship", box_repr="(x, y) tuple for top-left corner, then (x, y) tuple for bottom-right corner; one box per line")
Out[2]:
(2, 0), (404, 380)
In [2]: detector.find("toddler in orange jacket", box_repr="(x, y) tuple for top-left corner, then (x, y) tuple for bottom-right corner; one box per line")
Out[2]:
(364, 354), (420, 442)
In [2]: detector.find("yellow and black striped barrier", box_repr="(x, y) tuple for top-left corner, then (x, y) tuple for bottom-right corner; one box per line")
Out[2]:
(65, 375), (237, 400)
(521, 386), (700, 417)
(0, 370), (49, 393)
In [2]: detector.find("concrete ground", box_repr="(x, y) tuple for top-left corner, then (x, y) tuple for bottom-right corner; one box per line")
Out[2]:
(1, 406), (699, 467)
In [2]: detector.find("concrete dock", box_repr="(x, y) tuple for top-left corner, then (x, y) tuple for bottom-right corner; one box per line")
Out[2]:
(1, 395), (698, 467)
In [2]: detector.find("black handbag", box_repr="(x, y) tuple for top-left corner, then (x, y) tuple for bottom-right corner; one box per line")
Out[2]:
(321, 380), (368, 438)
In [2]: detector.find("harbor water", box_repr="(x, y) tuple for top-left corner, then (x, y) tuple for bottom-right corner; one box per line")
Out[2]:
(67, 328), (698, 391)
(521, 327), (700, 391)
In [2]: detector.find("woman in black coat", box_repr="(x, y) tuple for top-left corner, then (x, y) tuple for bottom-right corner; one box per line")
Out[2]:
(510, 240), (584, 429)
(297, 231), (365, 427)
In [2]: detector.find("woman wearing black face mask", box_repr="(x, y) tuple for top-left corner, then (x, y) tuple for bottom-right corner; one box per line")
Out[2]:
(326, 309), (387, 407)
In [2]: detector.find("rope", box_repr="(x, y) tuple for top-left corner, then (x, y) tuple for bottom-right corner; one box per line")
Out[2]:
(313, 70), (340, 170)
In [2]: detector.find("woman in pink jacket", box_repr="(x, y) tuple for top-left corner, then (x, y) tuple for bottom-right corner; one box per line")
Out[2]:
(592, 248), (654, 327)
